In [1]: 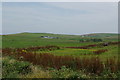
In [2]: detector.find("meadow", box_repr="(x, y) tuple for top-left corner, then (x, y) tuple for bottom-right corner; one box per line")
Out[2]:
(1, 32), (120, 79)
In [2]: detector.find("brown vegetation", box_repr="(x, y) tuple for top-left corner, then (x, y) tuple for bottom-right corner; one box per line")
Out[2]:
(2, 46), (119, 75)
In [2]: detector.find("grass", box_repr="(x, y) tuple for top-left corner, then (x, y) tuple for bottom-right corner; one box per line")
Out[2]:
(2, 47), (119, 74)
(34, 45), (118, 61)
(20, 65), (51, 78)
(2, 32), (119, 79)
(2, 33), (119, 48)
(36, 48), (95, 56)
(2, 55), (119, 79)
(2, 56), (52, 78)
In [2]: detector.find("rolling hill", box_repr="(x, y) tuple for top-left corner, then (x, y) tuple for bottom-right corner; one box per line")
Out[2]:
(2, 32), (119, 48)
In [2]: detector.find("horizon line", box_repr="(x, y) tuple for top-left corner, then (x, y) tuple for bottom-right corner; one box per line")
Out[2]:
(1, 31), (119, 35)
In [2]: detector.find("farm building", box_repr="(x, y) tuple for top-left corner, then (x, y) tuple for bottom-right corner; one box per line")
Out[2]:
(40, 36), (58, 39)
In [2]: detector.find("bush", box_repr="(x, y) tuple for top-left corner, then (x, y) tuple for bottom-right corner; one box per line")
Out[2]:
(90, 39), (103, 42)
(2, 57), (32, 78)
(49, 66), (89, 79)
(50, 66), (78, 78)
(13, 61), (32, 74)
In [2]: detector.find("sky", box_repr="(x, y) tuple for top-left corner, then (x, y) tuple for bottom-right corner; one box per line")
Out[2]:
(2, 2), (118, 35)
(0, 2), (2, 35)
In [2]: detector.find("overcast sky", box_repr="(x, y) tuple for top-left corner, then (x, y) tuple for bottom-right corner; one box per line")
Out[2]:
(2, 2), (118, 35)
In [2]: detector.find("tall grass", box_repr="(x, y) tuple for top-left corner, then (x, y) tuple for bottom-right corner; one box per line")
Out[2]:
(2, 47), (119, 75)
(17, 53), (119, 75)
(2, 42), (119, 76)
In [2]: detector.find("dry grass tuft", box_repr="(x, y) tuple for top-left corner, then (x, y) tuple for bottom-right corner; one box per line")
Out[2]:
(20, 65), (51, 78)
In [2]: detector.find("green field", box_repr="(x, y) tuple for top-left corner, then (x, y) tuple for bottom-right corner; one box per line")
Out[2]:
(2, 32), (119, 48)
(1, 33), (120, 79)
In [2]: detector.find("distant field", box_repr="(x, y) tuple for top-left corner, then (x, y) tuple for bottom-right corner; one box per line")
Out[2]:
(2, 32), (119, 48)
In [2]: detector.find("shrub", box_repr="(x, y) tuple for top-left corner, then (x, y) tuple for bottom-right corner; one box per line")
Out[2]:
(2, 57), (32, 78)
(49, 66), (92, 79)
(50, 66), (80, 78)
(13, 61), (32, 74)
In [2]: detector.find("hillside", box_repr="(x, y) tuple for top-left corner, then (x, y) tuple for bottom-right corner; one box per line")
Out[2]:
(82, 33), (118, 38)
(2, 32), (119, 48)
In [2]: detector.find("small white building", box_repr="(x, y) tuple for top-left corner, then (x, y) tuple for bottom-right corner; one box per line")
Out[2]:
(40, 36), (58, 39)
